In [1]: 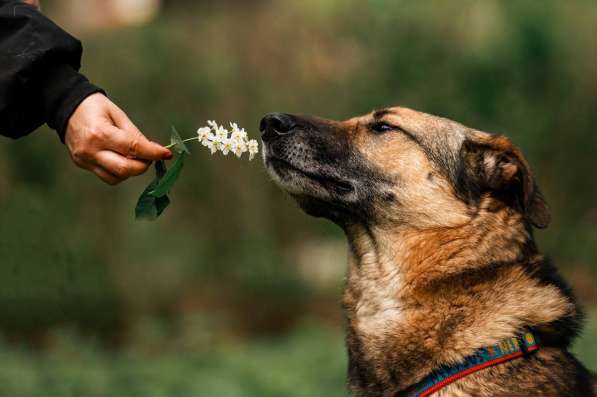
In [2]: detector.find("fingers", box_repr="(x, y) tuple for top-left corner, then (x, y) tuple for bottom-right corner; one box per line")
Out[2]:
(107, 106), (172, 161)
(74, 150), (150, 186)
(91, 166), (121, 186)
(95, 150), (150, 180)
(65, 93), (171, 186)
(104, 126), (172, 161)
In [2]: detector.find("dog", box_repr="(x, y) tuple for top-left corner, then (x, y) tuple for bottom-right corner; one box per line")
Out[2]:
(260, 107), (596, 397)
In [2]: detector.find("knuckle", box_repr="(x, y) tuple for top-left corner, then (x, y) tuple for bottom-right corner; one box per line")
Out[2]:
(88, 129), (105, 144)
(99, 172), (122, 186)
(128, 138), (140, 157)
(138, 163), (150, 174)
(113, 164), (129, 178)
(71, 148), (91, 163)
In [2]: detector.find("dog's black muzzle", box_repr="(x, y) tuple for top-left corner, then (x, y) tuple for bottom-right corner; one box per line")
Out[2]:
(259, 112), (391, 225)
(260, 112), (297, 142)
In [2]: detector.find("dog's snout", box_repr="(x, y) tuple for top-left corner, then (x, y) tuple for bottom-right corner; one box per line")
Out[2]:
(260, 113), (296, 141)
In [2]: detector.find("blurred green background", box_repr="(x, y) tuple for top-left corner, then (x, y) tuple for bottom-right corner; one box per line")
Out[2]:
(1, 0), (596, 395)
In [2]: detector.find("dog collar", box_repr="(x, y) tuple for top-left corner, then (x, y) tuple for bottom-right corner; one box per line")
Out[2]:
(397, 331), (540, 397)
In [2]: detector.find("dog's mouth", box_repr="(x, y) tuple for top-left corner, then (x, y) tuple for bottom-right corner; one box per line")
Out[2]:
(266, 155), (354, 195)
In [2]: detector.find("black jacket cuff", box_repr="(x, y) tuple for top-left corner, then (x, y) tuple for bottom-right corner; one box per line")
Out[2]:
(40, 64), (105, 142)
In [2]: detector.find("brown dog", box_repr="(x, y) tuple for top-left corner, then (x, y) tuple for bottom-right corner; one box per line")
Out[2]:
(260, 107), (596, 397)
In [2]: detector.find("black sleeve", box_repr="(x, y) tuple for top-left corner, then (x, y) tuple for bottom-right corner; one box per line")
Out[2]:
(0, 0), (104, 141)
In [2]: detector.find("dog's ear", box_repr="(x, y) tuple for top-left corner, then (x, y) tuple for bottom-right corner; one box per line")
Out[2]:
(459, 133), (551, 228)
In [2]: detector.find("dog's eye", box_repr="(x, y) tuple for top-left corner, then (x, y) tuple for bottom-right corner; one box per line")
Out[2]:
(369, 122), (394, 134)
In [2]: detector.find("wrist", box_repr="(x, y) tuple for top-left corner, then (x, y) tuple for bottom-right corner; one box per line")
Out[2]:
(38, 64), (105, 142)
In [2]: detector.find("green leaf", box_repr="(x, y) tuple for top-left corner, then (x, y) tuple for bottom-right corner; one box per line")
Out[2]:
(149, 153), (186, 198)
(170, 126), (190, 154)
(154, 195), (171, 217)
(135, 160), (171, 221)
(134, 126), (190, 220)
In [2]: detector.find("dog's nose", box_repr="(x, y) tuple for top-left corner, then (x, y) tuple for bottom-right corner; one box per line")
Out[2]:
(260, 113), (296, 141)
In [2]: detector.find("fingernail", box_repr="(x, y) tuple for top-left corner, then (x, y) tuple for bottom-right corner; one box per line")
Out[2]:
(163, 150), (173, 160)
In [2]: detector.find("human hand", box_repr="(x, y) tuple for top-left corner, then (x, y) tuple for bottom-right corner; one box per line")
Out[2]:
(65, 93), (172, 185)
(22, 0), (40, 9)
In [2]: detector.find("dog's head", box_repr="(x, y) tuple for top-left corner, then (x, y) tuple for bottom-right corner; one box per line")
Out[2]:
(261, 107), (550, 230)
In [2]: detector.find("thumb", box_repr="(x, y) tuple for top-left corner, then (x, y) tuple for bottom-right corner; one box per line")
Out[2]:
(103, 126), (172, 161)
(107, 103), (172, 161)
(108, 103), (142, 135)
(131, 135), (173, 161)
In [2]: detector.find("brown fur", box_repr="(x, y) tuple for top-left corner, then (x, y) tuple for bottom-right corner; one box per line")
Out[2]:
(260, 107), (595, 396)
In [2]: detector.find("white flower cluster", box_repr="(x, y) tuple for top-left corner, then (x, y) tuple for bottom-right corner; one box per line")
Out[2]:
(197, 121), (259, 160)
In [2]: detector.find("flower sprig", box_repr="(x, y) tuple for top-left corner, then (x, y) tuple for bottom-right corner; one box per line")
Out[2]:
(135, 121), (259, 221)
(166, 121), (259, 160)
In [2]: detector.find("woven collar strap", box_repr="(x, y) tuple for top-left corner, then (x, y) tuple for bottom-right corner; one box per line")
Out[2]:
(398, 331), (540, 397)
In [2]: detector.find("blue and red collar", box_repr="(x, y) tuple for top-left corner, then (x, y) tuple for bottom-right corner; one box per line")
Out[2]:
(397, 331), (540, 397)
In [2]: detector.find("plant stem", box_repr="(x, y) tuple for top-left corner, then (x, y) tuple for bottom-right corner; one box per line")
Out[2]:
(164, 137), (199, 149)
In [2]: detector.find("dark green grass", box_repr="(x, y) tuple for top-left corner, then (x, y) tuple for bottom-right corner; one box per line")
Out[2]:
(0, 312), (595, 397)
(0, 324), (348, 397)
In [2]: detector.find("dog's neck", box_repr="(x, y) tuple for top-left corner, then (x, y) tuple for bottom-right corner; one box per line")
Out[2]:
(344, 201), (532, 296)
(341, 203), (580, 396)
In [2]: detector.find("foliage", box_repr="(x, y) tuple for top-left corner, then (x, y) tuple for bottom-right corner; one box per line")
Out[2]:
(0, 314), (596, 397)
(0, 1), (596, 395)
(135, 160), (172, 220)
(136, 127), (188, 220)
(0, 324), (349, 397)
